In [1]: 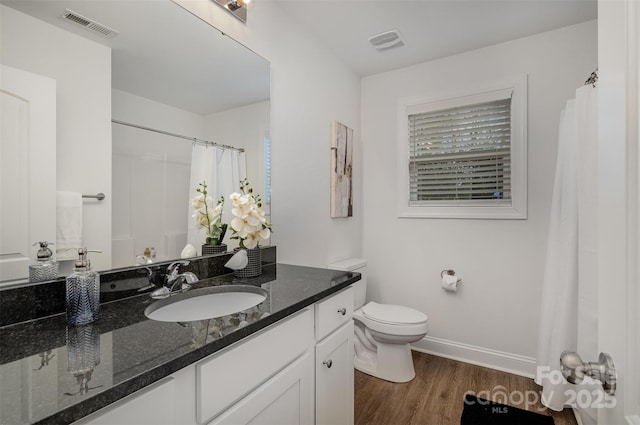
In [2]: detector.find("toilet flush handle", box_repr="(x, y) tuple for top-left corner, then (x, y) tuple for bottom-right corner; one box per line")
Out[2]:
(323, 360), (333, 368)
(337, 307), (347, 316)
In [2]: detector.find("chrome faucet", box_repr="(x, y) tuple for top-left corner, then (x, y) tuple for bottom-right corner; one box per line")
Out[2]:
(149, 261), (198, 299)
(166, 260), (198, 291)
(166, 260), (188, 284)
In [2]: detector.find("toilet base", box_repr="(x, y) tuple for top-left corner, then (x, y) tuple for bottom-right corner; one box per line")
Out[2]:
(354, 341), (416, 383)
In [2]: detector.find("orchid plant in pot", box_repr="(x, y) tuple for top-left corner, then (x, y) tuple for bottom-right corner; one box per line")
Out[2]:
(228, 178), (272, 277)
(192, 181), (228, 255)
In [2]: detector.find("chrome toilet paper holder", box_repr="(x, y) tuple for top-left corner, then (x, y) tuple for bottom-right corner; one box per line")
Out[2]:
(441, 269), (457, 278)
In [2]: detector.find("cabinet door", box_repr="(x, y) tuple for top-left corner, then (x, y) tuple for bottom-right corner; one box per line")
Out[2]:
(315, 321), (354, 425)
(209, 352), (314, 425)
(76, 377), (176, 425)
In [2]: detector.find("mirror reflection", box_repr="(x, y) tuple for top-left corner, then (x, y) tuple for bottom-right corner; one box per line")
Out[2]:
(0, 0), (270, 284)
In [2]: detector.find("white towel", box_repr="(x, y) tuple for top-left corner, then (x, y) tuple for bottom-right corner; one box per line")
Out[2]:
(56, 191), (83, 260)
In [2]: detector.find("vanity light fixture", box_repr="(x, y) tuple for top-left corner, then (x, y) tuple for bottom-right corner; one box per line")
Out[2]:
(212, 0), (250, 23)
(227, 0), (249, 11)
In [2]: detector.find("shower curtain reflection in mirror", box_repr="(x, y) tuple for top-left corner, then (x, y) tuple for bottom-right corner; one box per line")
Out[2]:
(111, 123), (246, 267)
(112, 124), (191, 267)
(187, 144), (246, 253)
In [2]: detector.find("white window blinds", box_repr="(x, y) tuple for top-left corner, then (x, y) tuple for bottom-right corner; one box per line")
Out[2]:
(264, 133), (271, 205)
(408, 97), (512, 204)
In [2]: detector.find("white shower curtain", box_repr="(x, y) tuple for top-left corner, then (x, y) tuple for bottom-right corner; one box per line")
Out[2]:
(536, 85), (598, 424)
(187, 143), (246, 250)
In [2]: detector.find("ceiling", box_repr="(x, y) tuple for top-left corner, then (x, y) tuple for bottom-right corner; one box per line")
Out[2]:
(271, 0), (598, 77)
(2, 0), (597, 110)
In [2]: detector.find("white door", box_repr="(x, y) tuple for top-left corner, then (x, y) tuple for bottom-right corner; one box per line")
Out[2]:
(0, 65), (56, 284)
(597, 1), (640, 423)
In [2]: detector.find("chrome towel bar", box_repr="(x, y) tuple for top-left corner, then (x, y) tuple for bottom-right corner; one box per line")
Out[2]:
(82, 193), (105, 201)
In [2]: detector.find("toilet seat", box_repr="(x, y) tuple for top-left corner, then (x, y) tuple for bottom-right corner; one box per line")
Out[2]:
(362, 302), (427, 325)
(354, 302), (428, 337)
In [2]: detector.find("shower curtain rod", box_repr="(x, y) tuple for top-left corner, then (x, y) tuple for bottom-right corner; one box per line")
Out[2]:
(112, 119), (245, 153)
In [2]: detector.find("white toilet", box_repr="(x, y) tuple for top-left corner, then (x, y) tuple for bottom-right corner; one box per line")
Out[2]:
(329, 258), (428, 383)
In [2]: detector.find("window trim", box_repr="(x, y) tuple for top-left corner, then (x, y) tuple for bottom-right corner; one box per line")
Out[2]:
(396, 74), (528, 219)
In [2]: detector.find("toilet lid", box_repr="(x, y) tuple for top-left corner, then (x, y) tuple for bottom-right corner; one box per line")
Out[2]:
(361, 302), (427, 325)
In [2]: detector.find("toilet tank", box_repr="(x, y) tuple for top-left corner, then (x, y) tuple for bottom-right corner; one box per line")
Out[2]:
(328, 258), (367, 310)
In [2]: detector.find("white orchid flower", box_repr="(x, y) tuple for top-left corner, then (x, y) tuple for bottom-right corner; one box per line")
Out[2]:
(245, 211), (261, 226)
(208, 207), (221, 223)
(231, 216), (249, 233)
(197, 213), (211, 227)
(229, 192), (241, 206)
(228, 179), (272, 249)
(191, 194), (207, 211)
(230, 192), (250, 206)
(243, 233), (260, 249)
(232, 207), (243, 219)
(254, 208), (267, 224)
(232, 204), (251, 219)
(258, 227), (271, 240)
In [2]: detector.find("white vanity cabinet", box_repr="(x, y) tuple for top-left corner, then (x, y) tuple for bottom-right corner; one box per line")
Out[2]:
(199, 308), (315, 425)
(314, 287), (354, 425)
(75, 286), (355, 425)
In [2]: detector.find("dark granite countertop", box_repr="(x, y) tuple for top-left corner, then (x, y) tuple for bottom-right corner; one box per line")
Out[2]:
(0, 263), (360, 425)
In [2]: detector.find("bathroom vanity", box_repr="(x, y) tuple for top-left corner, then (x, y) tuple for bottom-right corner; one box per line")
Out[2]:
(0, 258), (359, 425)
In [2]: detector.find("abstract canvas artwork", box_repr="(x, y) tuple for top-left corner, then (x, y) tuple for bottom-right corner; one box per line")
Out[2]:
(330, 120), (353, 217)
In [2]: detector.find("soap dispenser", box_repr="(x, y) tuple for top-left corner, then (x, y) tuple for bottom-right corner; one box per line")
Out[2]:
(66, 248), (102, 326)
(29, 241), (59, 283)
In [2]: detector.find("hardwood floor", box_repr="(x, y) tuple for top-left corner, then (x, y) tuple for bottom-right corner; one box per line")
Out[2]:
(355, 351), (578, 425)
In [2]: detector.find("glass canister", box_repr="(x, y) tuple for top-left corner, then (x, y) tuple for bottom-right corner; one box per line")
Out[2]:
(66, 248), (101, 326)
(29, 241), (59, 282)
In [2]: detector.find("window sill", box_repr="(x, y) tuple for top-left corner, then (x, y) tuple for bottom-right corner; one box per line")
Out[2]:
(397, 204), (527, 220)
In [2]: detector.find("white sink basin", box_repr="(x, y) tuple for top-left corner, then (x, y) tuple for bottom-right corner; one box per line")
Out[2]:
(145, 285), (267, 322)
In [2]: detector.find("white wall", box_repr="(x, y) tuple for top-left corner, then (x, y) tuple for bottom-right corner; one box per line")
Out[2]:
(361, 20), (597, 374)
(112, 89), (207, 139)
(176, 0), (363, 268)
(1, 5), (112, 273)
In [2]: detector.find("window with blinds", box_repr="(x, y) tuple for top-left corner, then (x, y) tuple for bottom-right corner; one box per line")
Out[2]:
(397, 75), (527, 219)
(408, 98), (512, 204)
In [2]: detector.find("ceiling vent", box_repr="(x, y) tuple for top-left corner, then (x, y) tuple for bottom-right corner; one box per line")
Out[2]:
(59, 9), (119, 39)
(368, 29), (404, 51)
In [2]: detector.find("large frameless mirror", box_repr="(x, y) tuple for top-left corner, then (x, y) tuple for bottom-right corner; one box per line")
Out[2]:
(0, 0), (270, 284)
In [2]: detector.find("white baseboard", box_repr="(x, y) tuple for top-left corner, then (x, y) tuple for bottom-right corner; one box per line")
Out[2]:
(411, 335), (537, 378)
